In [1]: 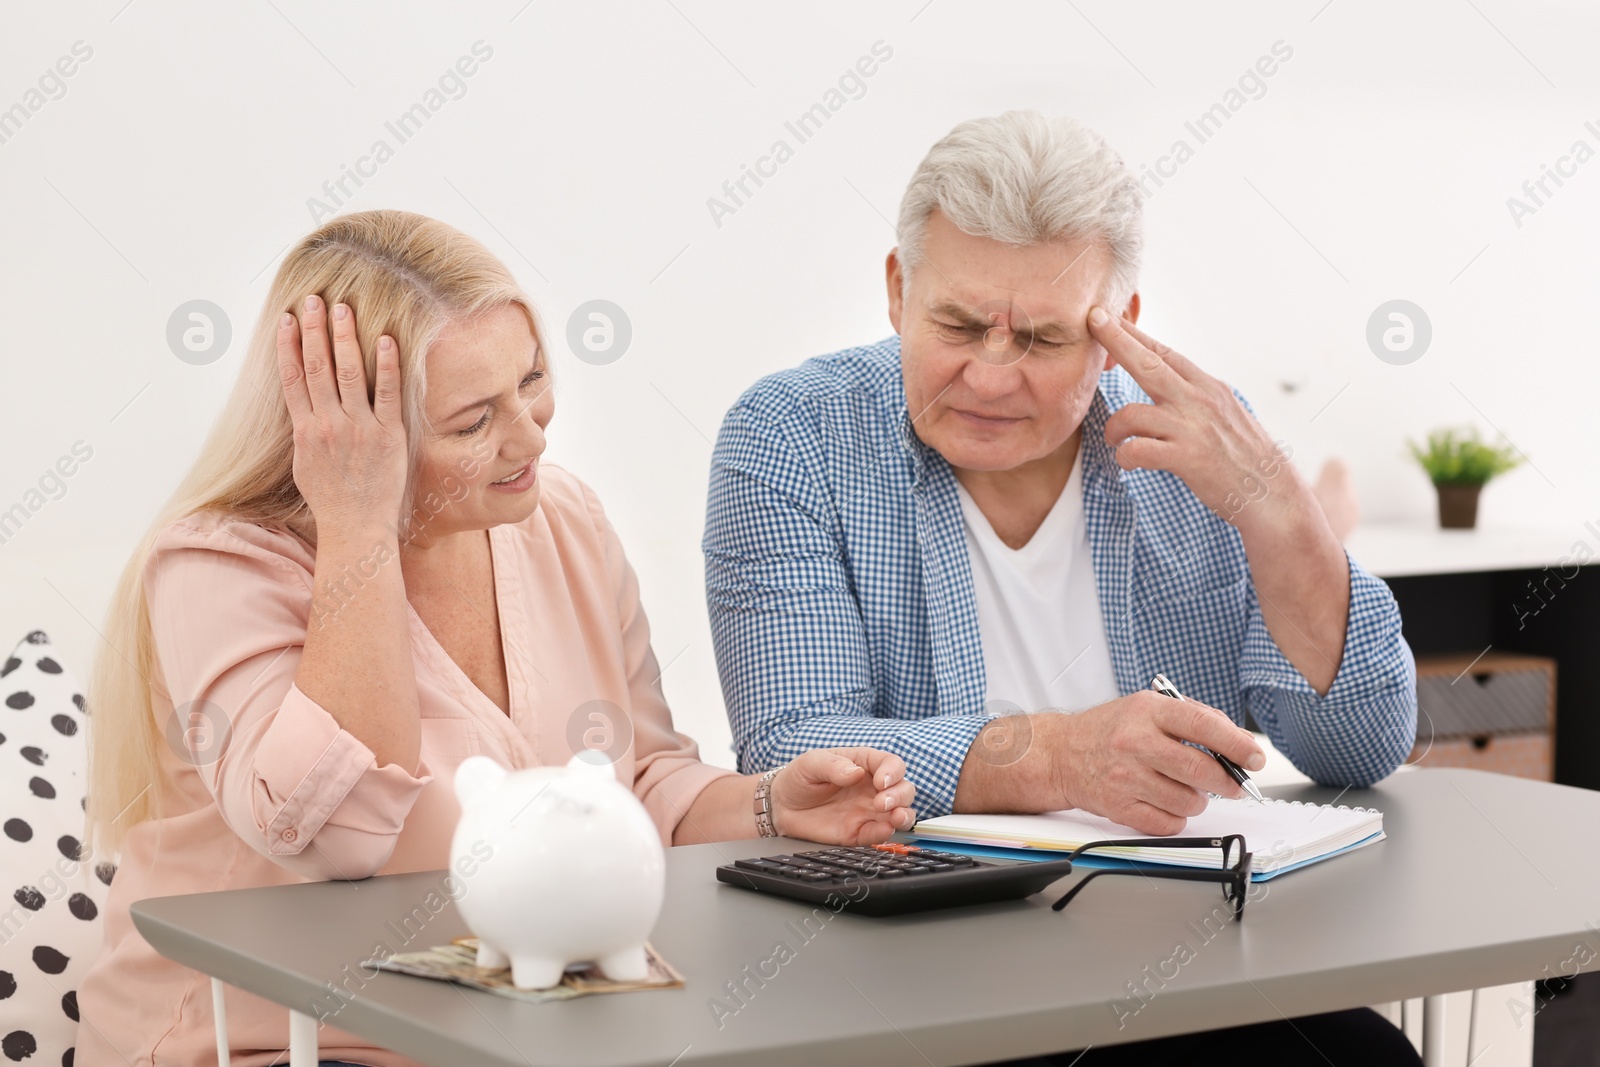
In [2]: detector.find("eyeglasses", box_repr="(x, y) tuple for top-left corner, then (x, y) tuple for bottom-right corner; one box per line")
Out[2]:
(1050, 834), (1253, 921)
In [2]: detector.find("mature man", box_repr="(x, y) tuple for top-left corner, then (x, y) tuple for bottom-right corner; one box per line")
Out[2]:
(703, 110), (1417, 837)
(703, 109), (1421, 1066)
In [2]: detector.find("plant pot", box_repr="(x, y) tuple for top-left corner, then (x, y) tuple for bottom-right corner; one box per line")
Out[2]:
(1435, 483), (1482, 529)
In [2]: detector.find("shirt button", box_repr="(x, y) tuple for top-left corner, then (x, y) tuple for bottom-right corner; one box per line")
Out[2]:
(281, 828), (297, 842)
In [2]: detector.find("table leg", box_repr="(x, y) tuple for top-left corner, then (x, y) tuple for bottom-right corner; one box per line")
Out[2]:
(289, 1009), (318, 1067)
(1466, 988), (1480, 1064)
(211, 978), (230, 1067)
(1422, 994), (1447, 1067)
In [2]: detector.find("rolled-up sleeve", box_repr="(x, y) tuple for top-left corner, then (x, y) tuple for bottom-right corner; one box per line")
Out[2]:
(579, 487), (739, 843)
(145, 520), (432, 879)
(1218, 386), (1417, 789)
(1239, 548), (1419, 787)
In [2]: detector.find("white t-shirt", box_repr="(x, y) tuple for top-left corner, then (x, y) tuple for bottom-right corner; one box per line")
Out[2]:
(954, 448), (1121, 715)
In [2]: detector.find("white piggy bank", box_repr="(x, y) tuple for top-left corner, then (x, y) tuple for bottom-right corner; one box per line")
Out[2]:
(450, 752), (666, 990)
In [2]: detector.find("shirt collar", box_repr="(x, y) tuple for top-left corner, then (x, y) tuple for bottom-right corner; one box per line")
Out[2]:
(895, 395), (924, 461)
(1077, 382), (1129, 496)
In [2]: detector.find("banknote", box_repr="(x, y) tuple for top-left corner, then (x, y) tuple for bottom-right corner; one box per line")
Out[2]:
(361, 936), (684, 1004)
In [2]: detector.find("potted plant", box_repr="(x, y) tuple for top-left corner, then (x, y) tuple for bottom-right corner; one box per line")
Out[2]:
(1406, 427), (1523, 530)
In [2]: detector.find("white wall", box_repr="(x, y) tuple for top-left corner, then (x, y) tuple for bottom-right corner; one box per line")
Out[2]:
(2, 0), (1596, 768)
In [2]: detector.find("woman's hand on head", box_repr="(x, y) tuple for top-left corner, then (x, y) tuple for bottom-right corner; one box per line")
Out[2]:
(768, 747), (917, 845)
(277, 295), (409, 538)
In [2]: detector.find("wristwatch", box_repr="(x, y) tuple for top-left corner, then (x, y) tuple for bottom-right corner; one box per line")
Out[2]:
(754, 765), (786, 838)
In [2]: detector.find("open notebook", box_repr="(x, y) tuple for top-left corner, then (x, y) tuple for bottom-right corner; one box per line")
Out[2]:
(911, 796), (1385, 881)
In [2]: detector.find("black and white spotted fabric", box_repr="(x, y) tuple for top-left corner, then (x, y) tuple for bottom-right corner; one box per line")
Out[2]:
(0, 631), (115, 1064)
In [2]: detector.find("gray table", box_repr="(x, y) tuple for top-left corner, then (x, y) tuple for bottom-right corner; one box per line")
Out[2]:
(132, 768), (1600, 1067)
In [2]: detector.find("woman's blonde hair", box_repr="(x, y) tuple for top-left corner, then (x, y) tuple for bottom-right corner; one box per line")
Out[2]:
(84, 209), (540, 858)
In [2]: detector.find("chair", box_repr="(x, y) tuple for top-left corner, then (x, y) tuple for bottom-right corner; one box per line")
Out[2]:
(0, 630), (117, 1064)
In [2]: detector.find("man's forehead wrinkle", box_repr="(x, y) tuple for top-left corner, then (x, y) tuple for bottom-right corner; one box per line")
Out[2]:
(927, 296), (1012, 326)
(927, 293), (1087, 337)
(1049, 242), (1096, 287)
(911, 247), (960, 290)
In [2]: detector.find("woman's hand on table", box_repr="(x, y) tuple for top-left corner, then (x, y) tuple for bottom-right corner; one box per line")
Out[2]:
(769, 747), (917, 845)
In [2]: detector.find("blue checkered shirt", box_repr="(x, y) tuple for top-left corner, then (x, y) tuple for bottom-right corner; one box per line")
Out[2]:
(703, 336), (1418, 818)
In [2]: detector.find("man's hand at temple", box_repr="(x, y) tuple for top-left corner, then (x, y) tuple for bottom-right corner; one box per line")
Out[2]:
(1088, 305), (1353, 695)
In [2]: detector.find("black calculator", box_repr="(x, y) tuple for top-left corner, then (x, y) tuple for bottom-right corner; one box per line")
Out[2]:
(714, 843), (1077, 916)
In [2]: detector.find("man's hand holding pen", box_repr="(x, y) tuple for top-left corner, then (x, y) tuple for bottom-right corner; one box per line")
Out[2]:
(961, 681), (1268, 835)
(1152, 673), (1267, 803)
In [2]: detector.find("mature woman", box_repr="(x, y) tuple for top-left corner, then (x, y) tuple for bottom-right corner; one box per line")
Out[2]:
(76, 210), (916, 1067)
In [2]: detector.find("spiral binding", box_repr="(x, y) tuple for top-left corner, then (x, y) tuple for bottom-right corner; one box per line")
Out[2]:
(1239, 795), (1381, 815)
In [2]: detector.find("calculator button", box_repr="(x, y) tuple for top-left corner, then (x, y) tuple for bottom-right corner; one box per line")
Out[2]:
(735, 858), (784, 873)
(926, 863), (954, 872)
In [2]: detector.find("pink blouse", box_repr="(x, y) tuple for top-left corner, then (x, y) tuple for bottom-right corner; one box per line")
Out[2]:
(77, 465), (737, 1067)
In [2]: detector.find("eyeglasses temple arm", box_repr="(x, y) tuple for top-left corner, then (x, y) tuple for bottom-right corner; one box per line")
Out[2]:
(1049, 866), (1245, 911)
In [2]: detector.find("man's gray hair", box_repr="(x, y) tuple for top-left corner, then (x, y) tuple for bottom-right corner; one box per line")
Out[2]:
(896, 110), (1143, 313)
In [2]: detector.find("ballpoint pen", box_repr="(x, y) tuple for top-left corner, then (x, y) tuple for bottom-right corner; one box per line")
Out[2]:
(1149, 673), (1265, 802)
